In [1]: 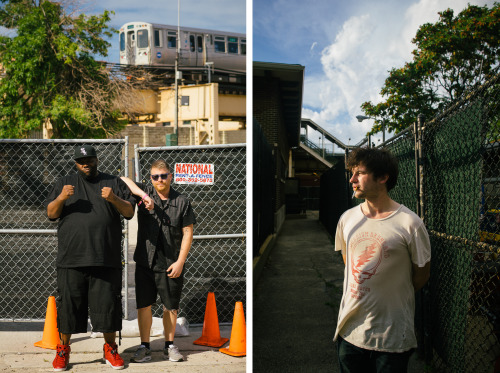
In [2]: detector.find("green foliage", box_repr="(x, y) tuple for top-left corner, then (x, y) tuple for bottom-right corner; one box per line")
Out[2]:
(0, 0), (122, 138)
(362, 3), (500, 134)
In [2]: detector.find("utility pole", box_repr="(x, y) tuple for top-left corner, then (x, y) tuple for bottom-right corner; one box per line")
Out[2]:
(174, 0), (180, 145)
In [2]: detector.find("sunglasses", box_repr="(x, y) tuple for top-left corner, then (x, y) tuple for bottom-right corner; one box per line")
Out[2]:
(151, 173), (170, 181)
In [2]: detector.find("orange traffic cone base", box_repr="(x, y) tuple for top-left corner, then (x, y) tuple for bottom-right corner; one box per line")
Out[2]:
(219, 346), (246, 357)
(194, 335), (229, 347)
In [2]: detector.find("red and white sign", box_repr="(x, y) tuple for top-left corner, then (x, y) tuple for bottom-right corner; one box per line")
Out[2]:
(174, 163), (214, 185)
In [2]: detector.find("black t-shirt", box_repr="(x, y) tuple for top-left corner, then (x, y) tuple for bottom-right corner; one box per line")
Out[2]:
(45, 172), (136, 268)
(132, 184), (196, 270)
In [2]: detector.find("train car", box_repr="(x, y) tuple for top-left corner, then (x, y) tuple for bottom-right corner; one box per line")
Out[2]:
(119, 22), (246, 73)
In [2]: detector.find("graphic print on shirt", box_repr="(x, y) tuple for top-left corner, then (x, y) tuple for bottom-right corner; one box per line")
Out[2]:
(349, 232), (387, 298)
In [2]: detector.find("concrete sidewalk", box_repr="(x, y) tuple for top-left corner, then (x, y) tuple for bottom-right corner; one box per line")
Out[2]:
(253, 211), (425, 372)
(0, 323), (245, 372)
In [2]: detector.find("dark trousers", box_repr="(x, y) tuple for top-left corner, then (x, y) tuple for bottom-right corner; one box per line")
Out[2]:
(337, 336), (413, 373)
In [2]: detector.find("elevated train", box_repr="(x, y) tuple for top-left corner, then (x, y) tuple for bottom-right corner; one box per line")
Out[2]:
(119, 22), (246, 73)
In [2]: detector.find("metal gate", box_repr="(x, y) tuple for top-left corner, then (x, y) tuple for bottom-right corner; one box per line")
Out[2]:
(0, 139), (129, 320)
(134, 143), (246, 323)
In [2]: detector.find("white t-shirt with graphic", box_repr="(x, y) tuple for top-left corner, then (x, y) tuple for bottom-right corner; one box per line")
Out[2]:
(334, 204), (431, 352)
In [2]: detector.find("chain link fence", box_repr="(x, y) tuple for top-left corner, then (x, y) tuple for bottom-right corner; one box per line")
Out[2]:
(135, 143), (246, 324)
(418, 73), (500, 373)
(0, 139), (128, 320)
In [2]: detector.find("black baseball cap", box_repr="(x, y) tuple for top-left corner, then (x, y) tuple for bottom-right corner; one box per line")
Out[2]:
(74, 145), (97, 160)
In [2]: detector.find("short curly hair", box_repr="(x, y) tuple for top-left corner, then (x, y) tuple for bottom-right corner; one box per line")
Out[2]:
(150, 159), (172, 172)
(346, 147), (399, 191)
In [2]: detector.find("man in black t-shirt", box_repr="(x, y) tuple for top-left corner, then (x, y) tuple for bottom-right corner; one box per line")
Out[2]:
(120, 159), (196, 364)
(45, 145), (135, 371)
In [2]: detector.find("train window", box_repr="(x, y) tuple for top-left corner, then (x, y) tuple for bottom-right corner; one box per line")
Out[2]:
(168, 31), (176, 48)
(228, 37), (238, 54)
(190, 35), (195, 52)
(197, 36), (203, 53)
(154, 30), (161, 47)
(120, 32), (125, 51)
(214, 36), (225, 53)
(137, 29), (149, 48)
(241, 39), (246, 55)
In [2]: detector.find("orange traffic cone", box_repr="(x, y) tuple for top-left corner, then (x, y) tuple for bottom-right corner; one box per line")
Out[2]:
(219, 301), (246, 357)
(34, 296), (60, 350)
(194, 292), (229, 347)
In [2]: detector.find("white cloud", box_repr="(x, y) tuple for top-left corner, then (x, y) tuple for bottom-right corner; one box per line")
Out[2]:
(302, 0), (497, 144)
(310, 42), (318, 55)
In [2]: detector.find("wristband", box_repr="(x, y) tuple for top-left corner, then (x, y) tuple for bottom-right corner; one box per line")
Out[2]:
(138, 194), (148, 206)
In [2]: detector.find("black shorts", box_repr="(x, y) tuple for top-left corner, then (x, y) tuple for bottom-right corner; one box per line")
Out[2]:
(56, 267), (122, 334)
(135, 264), (184, 311)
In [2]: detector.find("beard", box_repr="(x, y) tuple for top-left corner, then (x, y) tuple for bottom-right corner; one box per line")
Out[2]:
(77, 165), (98, 180)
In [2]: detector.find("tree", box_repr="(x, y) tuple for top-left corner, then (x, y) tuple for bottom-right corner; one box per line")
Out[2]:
(362, 3), (500, 134)
(0, 0), (148, 138)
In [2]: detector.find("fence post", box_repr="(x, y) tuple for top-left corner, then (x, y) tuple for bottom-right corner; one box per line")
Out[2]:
(414, 115), (425, 219)
(414, 114), (430, 364)
(124, 136), (129, 320)
(345, 147), (351, 207)
(417, 114), (425, 221)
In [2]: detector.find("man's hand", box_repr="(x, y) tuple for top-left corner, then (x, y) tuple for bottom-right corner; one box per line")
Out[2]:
(59, 185), (74, 201)
(142, 195), (154, 210)
(167, 261), (184, 278)
(101, 187), (116, 202)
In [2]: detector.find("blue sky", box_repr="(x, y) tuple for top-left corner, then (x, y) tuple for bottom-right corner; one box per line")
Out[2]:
(254, 0), (496, 146)
(89, 0), (246, 64)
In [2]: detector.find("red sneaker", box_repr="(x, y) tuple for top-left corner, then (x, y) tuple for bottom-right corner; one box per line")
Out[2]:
(52, 344), (70, 372)
(103, 342), (124, 370)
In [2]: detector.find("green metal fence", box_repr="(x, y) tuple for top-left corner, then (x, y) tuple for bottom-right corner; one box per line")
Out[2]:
(419, 74), (500, 372)
(383, 73), (500, 372)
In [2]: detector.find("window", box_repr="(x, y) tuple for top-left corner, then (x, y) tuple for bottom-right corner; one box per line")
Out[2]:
(167, 31), (177, 48)
(214, 36), (225, 53)
(197, 36), (203, 53)
(154, 29), (161, 47)
(120, 32), (125, 51)
(183, 120), (192, 125)
(241, 39), (246, 55)
(137, 29), (149, 48)
(190, 35), (195, 52)
(228, 37), (238, 54)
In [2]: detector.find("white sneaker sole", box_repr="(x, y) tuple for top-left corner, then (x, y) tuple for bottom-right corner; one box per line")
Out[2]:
(105, 359), (125, 370)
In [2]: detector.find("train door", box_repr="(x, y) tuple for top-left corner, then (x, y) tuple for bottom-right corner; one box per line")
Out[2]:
(152, 28), (167, 65)
(188, 33), (205, 66)
(135, 28), (150, 65)
(126, 30), (136, 65)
